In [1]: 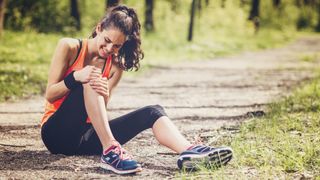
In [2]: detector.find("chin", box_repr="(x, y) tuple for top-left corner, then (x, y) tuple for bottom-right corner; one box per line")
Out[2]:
(99, 50), (107, 58)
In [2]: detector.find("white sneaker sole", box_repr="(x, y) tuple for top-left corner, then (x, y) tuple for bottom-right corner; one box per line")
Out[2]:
(179, 147), (233, 170)
(100, 162), (142, 175)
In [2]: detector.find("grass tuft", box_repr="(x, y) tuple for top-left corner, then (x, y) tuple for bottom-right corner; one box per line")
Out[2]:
(178, 74), (320, 179)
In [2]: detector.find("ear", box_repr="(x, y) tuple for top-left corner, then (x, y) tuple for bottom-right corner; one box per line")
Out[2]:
(95, 23), (102, 35)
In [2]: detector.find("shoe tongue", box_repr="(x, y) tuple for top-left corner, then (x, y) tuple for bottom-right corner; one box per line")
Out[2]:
(187, 145), (204, 150)
(187, 144), (203, 150)
(103, 145), (117, 155)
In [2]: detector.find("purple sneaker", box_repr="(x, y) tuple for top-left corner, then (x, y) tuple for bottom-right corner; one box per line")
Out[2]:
(100, 143), (142, 174)
(177, 145), (233, 171)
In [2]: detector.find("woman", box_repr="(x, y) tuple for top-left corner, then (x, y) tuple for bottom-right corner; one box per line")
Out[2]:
(41, 5), (233, 175)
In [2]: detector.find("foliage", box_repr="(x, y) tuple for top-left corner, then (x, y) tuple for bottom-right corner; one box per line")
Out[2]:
(4, 0), (76, 33)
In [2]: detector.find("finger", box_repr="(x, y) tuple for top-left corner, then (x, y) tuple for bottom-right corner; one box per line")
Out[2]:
(93, 70), (102, 75)
(91, 69), (102, 76)
(89, 74), (101, 80)
(90, 82), (108, 91)
(93, 86), (108, 93)
(93, 67), (102, 73)
(102, 77), (108, 84)
(98, 79), (108, 87)
(89, 78), (108, 88)
(95, 81), (109, 90)
(89, 80), (98, 87)
(93, 89), (109, 97)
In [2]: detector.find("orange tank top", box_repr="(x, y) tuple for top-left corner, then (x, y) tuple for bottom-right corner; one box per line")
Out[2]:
(41, 39), (113, 127)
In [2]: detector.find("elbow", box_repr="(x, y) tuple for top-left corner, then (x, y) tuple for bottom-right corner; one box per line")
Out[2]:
(45, 91), (55, 104)
(45, 95), (54, 104)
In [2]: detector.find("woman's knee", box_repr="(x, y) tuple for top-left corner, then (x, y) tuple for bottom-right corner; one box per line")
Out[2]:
(139, 104), (167, 128)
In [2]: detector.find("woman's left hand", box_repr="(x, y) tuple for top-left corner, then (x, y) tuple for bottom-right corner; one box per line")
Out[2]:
(89, 77), (109, 98)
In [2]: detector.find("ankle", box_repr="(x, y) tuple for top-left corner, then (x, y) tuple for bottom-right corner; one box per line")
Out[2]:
(102, 139), (119, 153)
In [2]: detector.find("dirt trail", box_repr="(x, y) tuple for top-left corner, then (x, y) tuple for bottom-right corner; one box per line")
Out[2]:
(1, 36), (320, 179)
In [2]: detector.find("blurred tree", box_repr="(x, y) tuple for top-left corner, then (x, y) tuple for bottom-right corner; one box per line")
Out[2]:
(296, 0), (317, 7)
(221, 0), (226, 8)
(248, 0), (260, 33)
(145, 0), (154, 32)
(240, 0), (249, 7)
(168, 0), (180, 13)
(197, 0), (209, 17)
(188, 0), (197, 41)
(273, 0), (281, 8)
(106, 0), (120, 9)
(0, 0), (5, 36)
(70, 0), (81, 31)
(296, 0), (317, 30)
(197, 0), (202, 17)
(4, 1), (73, 33)
(315, 1), (320, 31)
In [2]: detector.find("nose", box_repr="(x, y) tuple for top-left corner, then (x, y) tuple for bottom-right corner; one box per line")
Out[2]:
(106, 43), (114, 53)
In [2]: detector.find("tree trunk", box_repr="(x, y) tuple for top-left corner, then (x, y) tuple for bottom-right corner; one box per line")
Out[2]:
(0, 0), (6, 36)
(197, 0), (202, 17)
(205, 0), (209, 7)
(221, 0), (226, 8)
(106, 0), (120, 9)
(248, 0), (260, 33)
(240, 0), (246, 7)
(248, 0), (259, 20)
(170, 0), (179, 12)
(316, 1), (320, 32)
(273, 0), (281, 8)
(188, 0), (196, 41)
(70, 0), (81, 31)
(145, 0), (154, 32)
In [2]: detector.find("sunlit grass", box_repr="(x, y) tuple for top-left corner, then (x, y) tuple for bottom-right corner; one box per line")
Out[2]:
(178, 73), (320, 179)
(0, 31), (59, 101)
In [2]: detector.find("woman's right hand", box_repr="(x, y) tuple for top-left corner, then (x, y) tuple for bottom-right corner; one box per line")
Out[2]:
(74, 65), (102, 83)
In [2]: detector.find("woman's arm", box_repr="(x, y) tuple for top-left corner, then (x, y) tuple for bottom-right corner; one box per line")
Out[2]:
(45, 38), (102, 103)
(45, 38), (73, 103)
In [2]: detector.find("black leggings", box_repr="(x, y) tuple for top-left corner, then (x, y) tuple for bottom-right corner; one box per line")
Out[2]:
(41, 85), (167, 156)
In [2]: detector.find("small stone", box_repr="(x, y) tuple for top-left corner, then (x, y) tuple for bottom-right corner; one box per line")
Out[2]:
(300, 172), (313, 180)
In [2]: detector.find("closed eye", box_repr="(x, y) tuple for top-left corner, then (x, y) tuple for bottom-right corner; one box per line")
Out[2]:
(105, 38), (112, 43)
(104, 37), (123, 49)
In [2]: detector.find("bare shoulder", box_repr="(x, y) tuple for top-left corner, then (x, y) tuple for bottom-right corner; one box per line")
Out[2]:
(56, 38), (81, 65)
(57, 38), (80, 53)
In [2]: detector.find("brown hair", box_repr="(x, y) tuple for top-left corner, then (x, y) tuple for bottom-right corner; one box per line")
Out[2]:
(91, 5), (143, 71)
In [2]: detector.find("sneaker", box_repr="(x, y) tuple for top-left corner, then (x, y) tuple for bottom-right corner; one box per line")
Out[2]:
(100, 143), (142, 174)
(177, 145), (233, 171)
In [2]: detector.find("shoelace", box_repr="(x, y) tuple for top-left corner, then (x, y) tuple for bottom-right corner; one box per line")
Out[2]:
(112, 144), (133, 160)
(191, 135), (214, 151)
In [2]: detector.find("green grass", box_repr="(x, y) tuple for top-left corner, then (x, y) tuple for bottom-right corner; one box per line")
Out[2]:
(0, 31), (60, 101)
(177, 74), (320, 179)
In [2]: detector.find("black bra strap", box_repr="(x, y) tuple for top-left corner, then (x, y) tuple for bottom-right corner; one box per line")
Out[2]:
(70, 39), (82, 66)
(75, 39), (82, 60)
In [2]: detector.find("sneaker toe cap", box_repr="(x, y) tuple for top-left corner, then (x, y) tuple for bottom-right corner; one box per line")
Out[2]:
(121, 160), (140, 170)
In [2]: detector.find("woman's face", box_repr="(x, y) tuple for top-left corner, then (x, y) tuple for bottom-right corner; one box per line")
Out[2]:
(96, 27), (126, 58)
